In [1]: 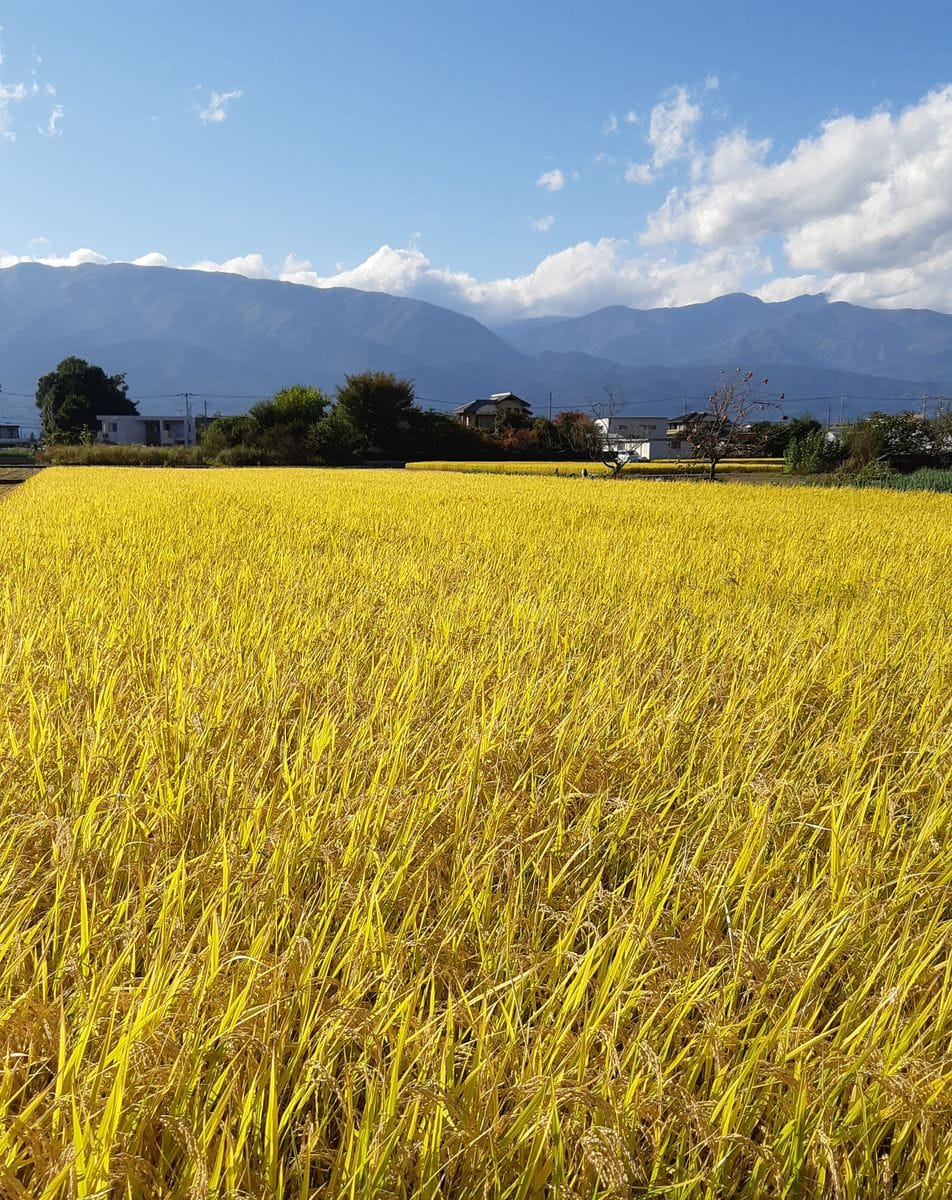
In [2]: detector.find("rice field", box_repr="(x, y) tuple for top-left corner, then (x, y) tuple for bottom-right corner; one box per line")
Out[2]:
(1, 467), (951, 1199)
(406, 459), (784, 477)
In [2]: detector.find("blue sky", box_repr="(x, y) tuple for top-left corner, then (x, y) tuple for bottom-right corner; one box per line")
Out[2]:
(3, 0), (952, 319)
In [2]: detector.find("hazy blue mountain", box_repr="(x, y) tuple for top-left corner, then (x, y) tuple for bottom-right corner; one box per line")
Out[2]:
(0, 264), (948, 434)
(496, 292), (952, 385)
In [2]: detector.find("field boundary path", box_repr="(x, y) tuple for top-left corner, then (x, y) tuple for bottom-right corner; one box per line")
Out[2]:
(0, 467), (43, 492)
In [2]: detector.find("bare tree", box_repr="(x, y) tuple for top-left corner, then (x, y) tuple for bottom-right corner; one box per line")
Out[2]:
(589, 385), (638, 478)
(685, 370), (784, 480)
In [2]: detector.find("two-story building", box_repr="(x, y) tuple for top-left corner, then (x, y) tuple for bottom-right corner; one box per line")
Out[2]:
(453, 392), (531, 431)
(96, 414), (198, 447)
(594, 415), (682, 460)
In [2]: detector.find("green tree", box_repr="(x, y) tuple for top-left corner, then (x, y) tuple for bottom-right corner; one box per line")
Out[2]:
(404, 409), (488, 460)
(36, 357), (137, 443)
(199, 415), (272, 464)
(309, 409), (366, 465)
(249, 385), (331, 465)
(925, 409), (952, 468)
(334, 371), (417, 456)
(841, 411), (934, 472)
(746, 416), (820, 457)
(784, 426), (840, 475)
(249, 385), (328, 428)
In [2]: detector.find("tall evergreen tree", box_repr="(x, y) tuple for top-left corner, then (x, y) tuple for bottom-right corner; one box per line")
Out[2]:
(36, 357), (137, 443)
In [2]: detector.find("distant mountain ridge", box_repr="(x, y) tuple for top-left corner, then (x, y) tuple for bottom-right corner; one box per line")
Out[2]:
(1, 264), (950, 433)
(496, 292), (952, 383)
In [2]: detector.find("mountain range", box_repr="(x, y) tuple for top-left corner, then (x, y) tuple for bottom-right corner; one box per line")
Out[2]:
(2, 262), (951, 433)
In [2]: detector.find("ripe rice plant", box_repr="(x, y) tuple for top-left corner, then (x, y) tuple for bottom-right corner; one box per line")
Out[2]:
(0, 467), (950, 1198)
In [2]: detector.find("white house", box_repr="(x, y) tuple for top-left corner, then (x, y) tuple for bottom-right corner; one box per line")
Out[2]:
(0, 423), (22, 446)
(97, 414), (198, 447)
(594, 415), (683, 461)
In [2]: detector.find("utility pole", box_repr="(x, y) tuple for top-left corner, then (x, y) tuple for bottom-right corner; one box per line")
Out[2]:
(183, 391), (193, 447)
(548, 391), (552, 421)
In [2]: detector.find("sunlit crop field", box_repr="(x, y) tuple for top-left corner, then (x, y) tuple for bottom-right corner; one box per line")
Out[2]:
(1, 467), (951, 1199)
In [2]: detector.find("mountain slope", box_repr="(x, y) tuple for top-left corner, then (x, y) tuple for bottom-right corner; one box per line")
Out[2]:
(1, 264), (949, 434)
(497, 293), (952, 384)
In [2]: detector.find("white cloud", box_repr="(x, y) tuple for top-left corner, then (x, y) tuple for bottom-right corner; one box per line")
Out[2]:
(624, 84), (705, 185)
(603, 111), (618, 136)
(536, 168), (567, 192)
(624, 110), (638, 124)
(644, 86), (952, 274)
(1, 39), (61, 142)
(190, 252), (269, 277)
(754, 274), (824, 303)
(0, 81), (27, 141)
(8, 83), (952, 322)
(37, 103), (63, 137)
(199, 89), (243, 124)
(0, 247), (107, 268)
(625, 161), (655, 186)
(0, 237), (773, 322)
(132, 252), (170, 267)
(273, 238), (771, 322)
(648, 85), (702, 168)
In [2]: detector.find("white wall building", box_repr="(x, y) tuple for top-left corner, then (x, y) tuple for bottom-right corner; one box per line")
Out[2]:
(0, 423), (22, 446)
(97, 414), (198, 447)
(594, 416), (684, 461)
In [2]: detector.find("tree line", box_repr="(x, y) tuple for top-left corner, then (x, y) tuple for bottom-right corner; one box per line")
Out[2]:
(34, 357), (604, 464)
(33, 356), (952, 476)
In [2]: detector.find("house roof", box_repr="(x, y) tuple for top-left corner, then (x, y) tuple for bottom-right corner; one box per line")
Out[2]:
(597, 415), (671, 423)
(454, 392), (530, 416)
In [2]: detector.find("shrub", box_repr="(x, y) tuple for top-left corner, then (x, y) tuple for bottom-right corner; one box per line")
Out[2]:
(40, 443), (203, 466)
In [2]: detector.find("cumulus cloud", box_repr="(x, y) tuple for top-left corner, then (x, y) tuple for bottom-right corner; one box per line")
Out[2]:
(536, 168), (566, 192)
(190, 252), (269, 277)
(273, 238), (771, 321)
(645, 87), (952, 268)
(603, 112), (618, 136)
(0, 247), (107, 268)
(199, 89), (242, 124)
(0, 238), (772, 321)
(132, 252), (170, 267)
(8, 83), (952, 320)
